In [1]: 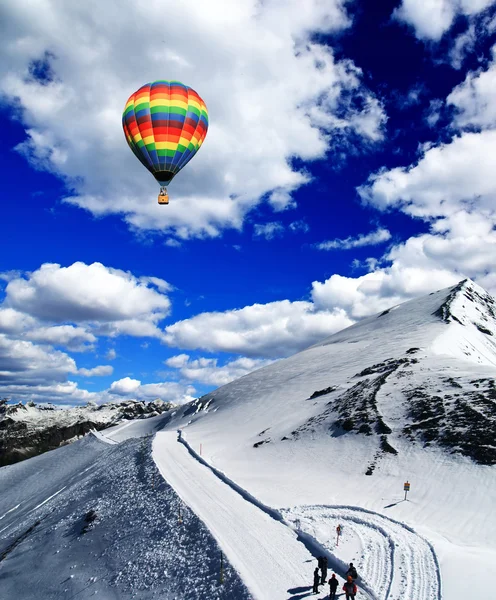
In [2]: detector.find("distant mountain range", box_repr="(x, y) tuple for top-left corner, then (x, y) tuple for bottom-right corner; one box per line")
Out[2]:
(0, 398), (174, 466)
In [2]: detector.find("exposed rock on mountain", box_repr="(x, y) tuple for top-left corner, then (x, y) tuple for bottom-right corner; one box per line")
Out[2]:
(0, 399), (174, 467)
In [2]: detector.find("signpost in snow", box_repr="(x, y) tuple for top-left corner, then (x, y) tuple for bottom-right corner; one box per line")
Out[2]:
(220, 551), (224, 585)
(404, 480), (411, 501)
(336, 524), (341, 546)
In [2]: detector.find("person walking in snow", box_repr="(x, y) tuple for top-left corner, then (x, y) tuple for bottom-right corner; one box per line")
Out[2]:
(346, 562), (358, 580)
(320, 556), (328, 584)
(313, 567), (320, 594)
(343, 575), (358, 599)
(328, 573), (338, 599)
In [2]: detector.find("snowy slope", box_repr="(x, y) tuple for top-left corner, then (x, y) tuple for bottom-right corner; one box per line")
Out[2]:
(0, 433), (249, 599)
(105, 279), (496, 600)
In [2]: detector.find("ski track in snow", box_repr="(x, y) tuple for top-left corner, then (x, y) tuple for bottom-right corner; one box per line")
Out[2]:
(153, 431), (320, 600)
(0, 504), (20, 521)
(153, 430), (441, 600)
(282, 506), (441, 600)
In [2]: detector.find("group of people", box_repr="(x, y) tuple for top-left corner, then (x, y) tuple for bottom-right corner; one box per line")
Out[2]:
(312, 559), (359, 599)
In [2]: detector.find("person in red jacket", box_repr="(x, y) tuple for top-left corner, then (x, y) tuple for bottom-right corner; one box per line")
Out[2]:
(343, 575), (357, 599)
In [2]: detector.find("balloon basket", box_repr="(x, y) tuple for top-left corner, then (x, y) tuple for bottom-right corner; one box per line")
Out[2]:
(158, 190), (169, 205)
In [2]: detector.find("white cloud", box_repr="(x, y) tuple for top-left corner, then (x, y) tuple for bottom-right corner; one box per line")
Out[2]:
(253, 222), (285, 240)
(449, 22), (477, 69)
(109, 377), (141, 395)
(311, 263), (460, 319)
(0, 308), (37, 333)
(289, 220), (310, 233)
(0, 380), (97, 406)
(316, 227), (391, 250)
(25, 325), (96, 351)
(77, 365), (113, 377)
(394, 0), (494, 41)
(0, 261), (176, 404)
(163, 300), (353, 358)
(107, 376), (195, 404)
(0, 333), (77, 384)
(5, 262), (171, 325)
(0, 0), (385, 239)
(359, 129), (496, 220)
(165, 354), (190, 369)
(166, 354), (272, 386)
(106, 348), (117, 360)
(448, 49), (496, 129)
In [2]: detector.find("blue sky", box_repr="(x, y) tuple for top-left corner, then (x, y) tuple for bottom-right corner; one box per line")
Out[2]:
(1, 0), (496, 406)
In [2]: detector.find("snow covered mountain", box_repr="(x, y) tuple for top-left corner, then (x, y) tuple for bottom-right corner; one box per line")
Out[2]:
(1, 279), (495, 600)
(0, 398), (174, 467)
(105, 278), (496, 598)
(122, 278), (496, 466)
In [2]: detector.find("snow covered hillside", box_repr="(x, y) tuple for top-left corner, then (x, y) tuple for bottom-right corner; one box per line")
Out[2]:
(2, 279), (495, 600)
(0, 432), (249, 599)
(105, 279), (496, 599)
(0, 398), (174, 467)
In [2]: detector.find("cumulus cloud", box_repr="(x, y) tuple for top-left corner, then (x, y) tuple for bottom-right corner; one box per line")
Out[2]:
(0, 0), (385, 239)
(0, 308), (37, 334)
(25, 325), (96, 351)
(0, 333), (77, 385)
(77, 365), (113, 377)
(0, 381), (97, 406)
(394, 0), (494, 41)
(359, 130), (496, 220)
(109, 377), (141, 395)
(108, 376), (195, 404)
(316, 227), (391, 250)
(448, 48), (496, 129)
(5, 262), (171, 324)
(165, 354), (272, 386)
(163, 300), (353, 358)
(311, 262), (459, 319)
(165, 354), (190, 369)
(0, 261), (177, 404)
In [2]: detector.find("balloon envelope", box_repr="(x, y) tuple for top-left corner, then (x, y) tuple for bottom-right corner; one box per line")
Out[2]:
(122, 80), (208, 187)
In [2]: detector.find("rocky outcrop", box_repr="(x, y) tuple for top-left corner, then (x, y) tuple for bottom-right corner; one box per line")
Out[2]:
(0, 399), (175, 467)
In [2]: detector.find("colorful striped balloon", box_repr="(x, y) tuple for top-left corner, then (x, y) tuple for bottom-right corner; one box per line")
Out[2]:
(122, 80), (208, 190)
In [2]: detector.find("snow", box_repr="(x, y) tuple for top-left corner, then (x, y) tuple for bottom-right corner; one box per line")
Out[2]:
(0, 435), (250, 599)
(107, 279), (496, 599)
(153, 430), (315, 600)
(2, 279), (496, 599)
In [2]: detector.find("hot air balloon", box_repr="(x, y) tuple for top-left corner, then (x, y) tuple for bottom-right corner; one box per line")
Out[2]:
(122, 80), (208, 205)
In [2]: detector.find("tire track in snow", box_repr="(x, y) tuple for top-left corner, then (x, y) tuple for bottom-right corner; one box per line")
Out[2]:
(282, 506), (441, 600)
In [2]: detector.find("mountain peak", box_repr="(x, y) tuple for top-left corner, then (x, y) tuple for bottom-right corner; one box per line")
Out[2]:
(434, 278), (496, 337)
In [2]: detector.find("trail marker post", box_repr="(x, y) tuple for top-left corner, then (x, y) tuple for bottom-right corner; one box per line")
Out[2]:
(404, 480), (410, 501)
(220, 551), (224, 585)
(336, 524), (341, 546)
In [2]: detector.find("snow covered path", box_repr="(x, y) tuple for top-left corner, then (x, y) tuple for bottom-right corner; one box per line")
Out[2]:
(153, 431), (441, 600)
(282, 506), (441, 600)
(153, 431), (329, 600)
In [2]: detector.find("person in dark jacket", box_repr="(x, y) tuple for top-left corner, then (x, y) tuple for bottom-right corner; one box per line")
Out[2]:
(328, 573), (338, 599)
(320, 556), (328, 584)
(343, 575), (357, 599)
(346, 562), (358, 579)
(313, 567), (320, 594)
